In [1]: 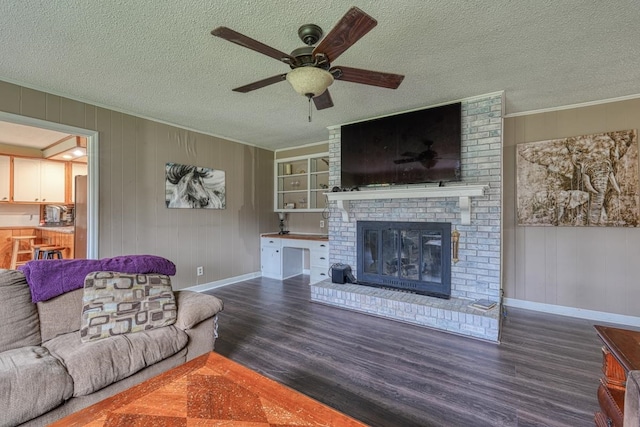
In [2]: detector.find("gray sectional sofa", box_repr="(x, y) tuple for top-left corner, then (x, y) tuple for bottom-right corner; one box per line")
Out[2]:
(0, 268), (224, 427)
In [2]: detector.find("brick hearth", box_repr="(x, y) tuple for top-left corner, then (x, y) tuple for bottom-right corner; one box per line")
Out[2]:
(310, 281), (500, 341)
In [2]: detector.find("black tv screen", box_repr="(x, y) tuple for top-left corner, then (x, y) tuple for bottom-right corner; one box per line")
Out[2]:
(340, 102), (462, 188)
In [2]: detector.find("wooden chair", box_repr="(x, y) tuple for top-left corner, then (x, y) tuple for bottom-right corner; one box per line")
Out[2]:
(9, 235), (36, 269)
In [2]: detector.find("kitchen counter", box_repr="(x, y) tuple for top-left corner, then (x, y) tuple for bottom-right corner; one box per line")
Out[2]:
(35, 226), (75, 234)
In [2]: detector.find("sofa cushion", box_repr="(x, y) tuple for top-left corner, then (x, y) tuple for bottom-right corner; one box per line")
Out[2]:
(174, 290), (224, 330)
(38, 288), (83, 342)
(43, 326), (188, 396)
(0, 269), (41, 352)
(0, 346), (73, 427)
(80, 272), (177, 342)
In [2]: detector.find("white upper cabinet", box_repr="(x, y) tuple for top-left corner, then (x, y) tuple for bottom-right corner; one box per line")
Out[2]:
(0, 156), (10, 202)
(13, 158), (40, 202)
(40, 160), (66, 203)
(13, 158), (65, 203)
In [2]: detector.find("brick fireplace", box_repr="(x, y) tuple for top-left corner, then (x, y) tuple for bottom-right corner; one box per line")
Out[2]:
(310, 93), (503, 342)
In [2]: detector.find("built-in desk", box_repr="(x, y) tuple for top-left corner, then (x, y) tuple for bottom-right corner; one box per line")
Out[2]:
(260, 233), (329, 284)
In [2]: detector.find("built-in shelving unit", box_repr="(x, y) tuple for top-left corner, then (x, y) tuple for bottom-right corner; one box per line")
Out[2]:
(275, 153), (329, 212)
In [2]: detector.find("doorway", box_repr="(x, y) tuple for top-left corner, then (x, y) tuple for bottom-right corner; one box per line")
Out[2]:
(0, 111), (98, 260)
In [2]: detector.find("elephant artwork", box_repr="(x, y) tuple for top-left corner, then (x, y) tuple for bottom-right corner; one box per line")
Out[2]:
(516, 129), (638, 226)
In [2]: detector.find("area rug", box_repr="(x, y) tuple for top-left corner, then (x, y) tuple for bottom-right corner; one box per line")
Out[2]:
(50, 351), (367, 426)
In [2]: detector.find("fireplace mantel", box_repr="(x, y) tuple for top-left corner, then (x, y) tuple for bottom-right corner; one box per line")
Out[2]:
(325, 184), (488, 224)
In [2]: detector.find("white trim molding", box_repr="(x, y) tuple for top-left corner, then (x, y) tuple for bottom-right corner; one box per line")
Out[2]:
(503, 298), (640, 328)
(183, 272), (262, 293)
(325, 184), (488, 224)
(0, 111), (99, 259)
(504, 92), (640, 118)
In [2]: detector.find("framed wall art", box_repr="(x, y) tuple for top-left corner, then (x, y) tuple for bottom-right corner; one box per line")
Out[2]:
(165, 163), (226, 209)
(516, 129), (638, 227)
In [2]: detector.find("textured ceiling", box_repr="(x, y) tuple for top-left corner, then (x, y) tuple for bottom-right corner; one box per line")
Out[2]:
(0, 121), (71, 148)
(1, 1), (639, 151)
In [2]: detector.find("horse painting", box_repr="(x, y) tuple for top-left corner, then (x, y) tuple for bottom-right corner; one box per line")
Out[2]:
(165, 163), (225, 209)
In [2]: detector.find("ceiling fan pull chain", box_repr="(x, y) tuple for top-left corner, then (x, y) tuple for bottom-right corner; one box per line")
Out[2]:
(308, 96), (313, 122)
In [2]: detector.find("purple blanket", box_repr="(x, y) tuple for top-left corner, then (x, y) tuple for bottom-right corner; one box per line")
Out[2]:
(18, 255), (176, 303)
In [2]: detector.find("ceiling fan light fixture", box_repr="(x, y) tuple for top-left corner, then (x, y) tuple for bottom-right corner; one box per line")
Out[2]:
(286, 67), (334, 98)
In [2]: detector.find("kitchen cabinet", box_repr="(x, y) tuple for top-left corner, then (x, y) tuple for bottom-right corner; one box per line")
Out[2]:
(40, 160), (66, 202)
(13, 158), (39, 202)
(275, 153), (329, 212)
(13, 158), (65, 203)
(0, 156), (10, 202)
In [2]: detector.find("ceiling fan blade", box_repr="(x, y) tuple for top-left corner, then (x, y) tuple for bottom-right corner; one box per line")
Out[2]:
(211, 27), (293, 63)
(232, 74), (287, 93)
(313, 90), (334, 110)
(332, 66), (404, 89)
(313, 7), (377, 63)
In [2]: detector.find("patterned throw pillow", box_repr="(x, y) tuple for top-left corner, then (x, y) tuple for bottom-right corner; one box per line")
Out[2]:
(80, 272), (177, 342)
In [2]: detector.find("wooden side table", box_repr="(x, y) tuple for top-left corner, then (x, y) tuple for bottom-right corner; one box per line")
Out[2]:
(594, 325), (640, 427)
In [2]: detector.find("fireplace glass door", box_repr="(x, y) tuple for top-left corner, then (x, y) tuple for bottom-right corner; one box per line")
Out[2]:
(376, 229), (442, 283)
(357, 221), (451, 298)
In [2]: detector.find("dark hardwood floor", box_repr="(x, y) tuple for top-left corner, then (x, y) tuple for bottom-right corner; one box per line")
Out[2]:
(205, 275), (608, 427)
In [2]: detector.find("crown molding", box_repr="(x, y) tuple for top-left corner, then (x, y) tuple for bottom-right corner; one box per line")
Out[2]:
(504, 93), (640, 118)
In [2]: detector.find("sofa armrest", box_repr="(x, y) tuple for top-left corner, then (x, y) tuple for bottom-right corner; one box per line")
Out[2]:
(625, 371), (640, 427)
(174, 291), (223, 330)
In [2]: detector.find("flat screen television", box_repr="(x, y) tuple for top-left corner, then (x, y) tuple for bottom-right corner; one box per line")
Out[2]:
(340, 102), (462, 188)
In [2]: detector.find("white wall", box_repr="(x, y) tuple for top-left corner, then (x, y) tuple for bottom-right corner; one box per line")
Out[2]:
(0, 204), (40, 227)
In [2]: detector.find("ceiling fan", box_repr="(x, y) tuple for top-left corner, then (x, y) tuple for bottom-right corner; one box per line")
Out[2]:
(211, 7), (404, 113)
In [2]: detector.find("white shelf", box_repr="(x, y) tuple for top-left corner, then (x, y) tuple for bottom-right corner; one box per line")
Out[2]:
(278, 173), (306, 178)
(325, 184), (489, 224)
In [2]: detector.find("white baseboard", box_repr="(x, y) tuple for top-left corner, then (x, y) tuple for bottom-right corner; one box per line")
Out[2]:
(183, 272), (262, 293)
(503, 298), (640, 327)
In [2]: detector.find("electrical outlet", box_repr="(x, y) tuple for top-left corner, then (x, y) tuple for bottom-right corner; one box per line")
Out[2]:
(320, 220), (325, 228)
(196, 266), (204, 276)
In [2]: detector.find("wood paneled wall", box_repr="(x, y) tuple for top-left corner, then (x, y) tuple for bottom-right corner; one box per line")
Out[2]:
(504, 98), (640, 317)
(0, 80), (274, 290)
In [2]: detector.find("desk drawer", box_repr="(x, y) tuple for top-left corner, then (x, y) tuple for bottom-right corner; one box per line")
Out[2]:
(310, 266), (329, 284)
(261, 237), (281, 248)
(597, 383), (623, 427)
(310, 249), (329, 268)
(308, 241), (329, 252)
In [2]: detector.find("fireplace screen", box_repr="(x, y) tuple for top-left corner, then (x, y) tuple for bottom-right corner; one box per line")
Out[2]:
(358, 221), (451, 298)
